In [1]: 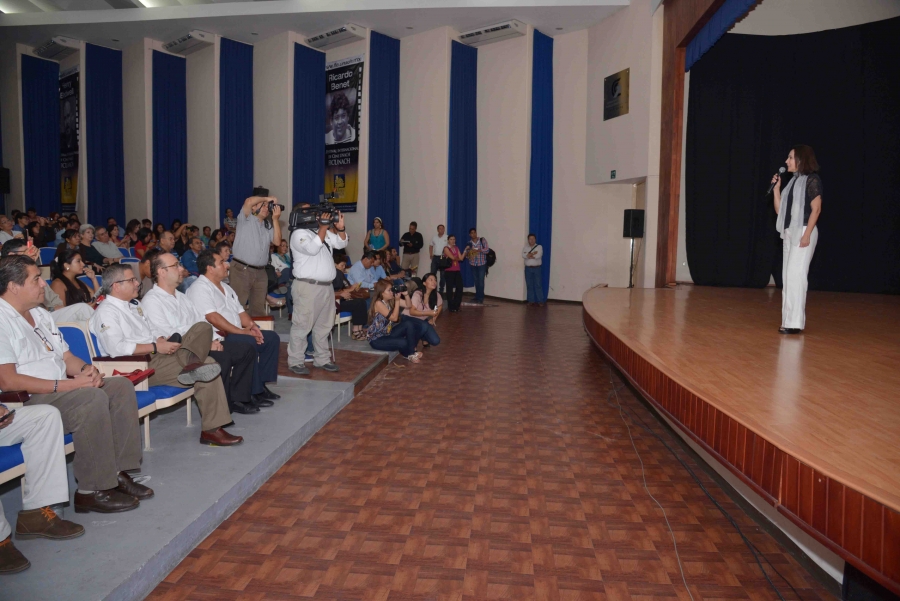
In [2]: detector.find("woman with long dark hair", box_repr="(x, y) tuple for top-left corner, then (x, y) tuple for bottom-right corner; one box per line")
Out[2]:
(402, 272), (441, 347)
(366, 279), (425, 362)
(123, 219), (141, 248)
(50, 249), (98, 307)
(442, 235), (464, 312)
(771, 144), (823, 334)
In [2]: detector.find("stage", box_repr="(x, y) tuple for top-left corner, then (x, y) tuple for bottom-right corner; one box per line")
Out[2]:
(582, 285), (900, 595)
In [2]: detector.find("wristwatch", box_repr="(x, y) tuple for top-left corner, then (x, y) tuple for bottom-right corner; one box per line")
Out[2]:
(151, 342), (157, 355)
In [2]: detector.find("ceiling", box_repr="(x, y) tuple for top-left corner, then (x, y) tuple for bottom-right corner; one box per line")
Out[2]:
(732, 0), (900, 36)
(0, 0), (629, 48)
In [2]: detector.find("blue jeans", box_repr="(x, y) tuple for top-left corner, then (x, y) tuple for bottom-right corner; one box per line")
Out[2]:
(400, 315), (440, 347)
(471, 264), (486, 303)
(525, 266), (544, 303)
(369, 319), (420, 357)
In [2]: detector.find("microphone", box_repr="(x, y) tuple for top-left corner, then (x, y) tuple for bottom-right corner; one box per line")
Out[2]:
(767, 167), (786, 195)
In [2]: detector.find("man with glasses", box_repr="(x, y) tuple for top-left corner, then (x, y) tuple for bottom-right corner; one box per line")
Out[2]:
(92, 226), (123, 262)
(0, 255), (152, 514)
(90, 264), (241, 446)
(142, 252), (260, 415)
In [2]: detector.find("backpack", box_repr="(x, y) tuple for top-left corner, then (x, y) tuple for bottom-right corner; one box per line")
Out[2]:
(483, 238), (497, 273)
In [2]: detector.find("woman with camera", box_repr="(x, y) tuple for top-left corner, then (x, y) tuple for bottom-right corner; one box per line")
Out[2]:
(402, 272), (441, 348)
(333, 255), (369, 340)
(366, 279), (425, 363)
(442, 235), (464, 312)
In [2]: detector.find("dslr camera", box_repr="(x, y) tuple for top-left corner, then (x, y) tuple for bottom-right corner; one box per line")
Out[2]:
(289, 194), (342, 231)
(253, 186), (285, 213)
(391, 281), (408, 294)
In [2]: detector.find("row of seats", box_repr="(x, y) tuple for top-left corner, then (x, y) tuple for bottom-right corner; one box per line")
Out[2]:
(38, 245), (138, 265)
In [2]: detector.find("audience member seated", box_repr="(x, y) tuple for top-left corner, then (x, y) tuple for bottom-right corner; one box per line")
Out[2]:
(270, 239), (293, 315)
(137, 249), (157, 299)
(26, 221), (48, 248)
(11, 212), (28, 234)
(386, 247), (408, 279)
(332, 255), (368, 340)
(55, 219), (79, 246)
(200, 226), (212, 248)
(223, 208), (237, 233)
(133, 228), (154, 258)
(0, 215), (19, 245)
(123, 220), (141, 248)
(180, 237), (203, 291)
(373, 251), (388, 280)
(365, 279), (426, 363)
(402, 272), (442, 348)
(141, 252), (259, 416)
(91, 226), (124, 263)
(157, 229), (178, 258)
(90, 263), (242, 447)
(1, 241), (93, 323)
(187, 251), (281, 409)
(50, 250), (98, 309)
(0, 403), (84, 574)
(78, 225), (116, 269)
(209, 229), (226, 249)
(0, 256), (152, 514)
(347, 251), (378, 291)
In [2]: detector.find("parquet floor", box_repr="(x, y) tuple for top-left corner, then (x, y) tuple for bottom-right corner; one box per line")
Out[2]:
(148, 300), (836, 601)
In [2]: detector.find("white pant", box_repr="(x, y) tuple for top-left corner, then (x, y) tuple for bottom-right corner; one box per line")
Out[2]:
(50, 302), (94, 324)
(0, 405), (69, 540)
(781, 226), (818, 329)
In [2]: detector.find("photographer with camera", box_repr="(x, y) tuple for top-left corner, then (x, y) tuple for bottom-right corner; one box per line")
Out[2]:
(365, 279), (426, 363)
(287, 203), (348, 375)
(230, 187), (283, 316)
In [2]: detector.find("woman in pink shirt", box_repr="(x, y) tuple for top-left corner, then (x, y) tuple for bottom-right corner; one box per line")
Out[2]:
(442, 235), (463, 312)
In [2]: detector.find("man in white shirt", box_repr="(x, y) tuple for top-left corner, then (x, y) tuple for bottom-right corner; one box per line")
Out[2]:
(141, 253), (260, 416)
(91, 226), (123, 262)
(186, 250), (281, 408)
(522, 233), (545, 306)
(90, 264), (241, 447)
(0, 256), (151, 515)
(428, 224), (448, 295)
(288, 208), (348, 374)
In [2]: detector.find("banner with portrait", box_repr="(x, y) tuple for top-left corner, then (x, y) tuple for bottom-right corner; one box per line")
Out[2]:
(324, 54), (364, 212)
(60, 66), (80, 211)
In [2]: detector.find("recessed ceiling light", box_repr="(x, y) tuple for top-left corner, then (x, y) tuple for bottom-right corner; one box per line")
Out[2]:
(556, 27), (563, 31)
(406, 27), (413, 30)
(112, 38), (120, 42)
(251, 32), (258, 36)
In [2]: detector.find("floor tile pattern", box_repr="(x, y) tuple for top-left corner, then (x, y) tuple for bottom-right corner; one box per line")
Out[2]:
(150, 301), (836, 601)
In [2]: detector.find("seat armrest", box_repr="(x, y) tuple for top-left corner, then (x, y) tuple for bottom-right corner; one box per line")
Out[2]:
(94, 354), (152, 362)
(253, 316), (275, 331)
(0, 391), (29, 408)
(93, 357), (152, 391)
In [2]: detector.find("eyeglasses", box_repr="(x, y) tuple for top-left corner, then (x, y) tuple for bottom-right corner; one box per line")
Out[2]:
(33, 326), (53, 352)
(160, 261), (181, 270)
(113, 277), (139, 286)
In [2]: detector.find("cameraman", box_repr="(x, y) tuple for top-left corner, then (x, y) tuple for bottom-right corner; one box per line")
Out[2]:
(230, 190), (283, 316)
(287, 206), (348, 375)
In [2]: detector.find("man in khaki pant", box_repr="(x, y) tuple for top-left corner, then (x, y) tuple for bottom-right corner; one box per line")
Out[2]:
(229, 191), (283, 316)
(90, 264), (241, 447)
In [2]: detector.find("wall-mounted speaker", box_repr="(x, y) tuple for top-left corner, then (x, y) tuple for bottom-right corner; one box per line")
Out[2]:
(0, 168), (10, 195)
(623, 209), (644, 238)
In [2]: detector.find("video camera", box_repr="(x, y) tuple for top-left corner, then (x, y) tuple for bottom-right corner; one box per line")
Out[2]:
(252, 186), (285, 213)
(289, 194), (342, 231)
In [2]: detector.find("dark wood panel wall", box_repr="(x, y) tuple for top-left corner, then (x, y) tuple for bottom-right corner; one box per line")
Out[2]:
(584, 309), (900, 594)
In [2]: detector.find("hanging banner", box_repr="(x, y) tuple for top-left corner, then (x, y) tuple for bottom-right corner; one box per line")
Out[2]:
(60, 66), (80, 211)
(324, 54), (364, 212)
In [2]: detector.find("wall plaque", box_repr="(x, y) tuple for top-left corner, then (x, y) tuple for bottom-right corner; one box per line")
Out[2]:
(603, 68), (629, 121)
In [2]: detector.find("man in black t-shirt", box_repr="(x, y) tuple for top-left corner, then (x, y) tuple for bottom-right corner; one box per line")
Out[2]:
(399, 222), (424, 275)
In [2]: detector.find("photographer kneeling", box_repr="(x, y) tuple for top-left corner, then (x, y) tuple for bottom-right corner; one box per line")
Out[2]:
(230, 187), (283, 316)
(365, 279), (426, 363)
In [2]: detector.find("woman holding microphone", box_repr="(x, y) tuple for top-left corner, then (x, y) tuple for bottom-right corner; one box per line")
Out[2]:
(771, 145), (823, 334)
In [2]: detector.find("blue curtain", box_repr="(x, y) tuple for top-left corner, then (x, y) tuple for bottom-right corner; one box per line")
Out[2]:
(152, 50), (187, 228)
(529, 31), (553, 300)
(21, 55), (60, 217)
(685, 0), (757, 71)
(86, 44), (126, 228)
(220, 38), (254, 223)
(447, 41), (478, 287)
(293, 43), (325, 207)
(367, 31), (401, 244)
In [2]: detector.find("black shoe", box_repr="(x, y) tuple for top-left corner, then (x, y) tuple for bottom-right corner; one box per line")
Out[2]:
(232, 402), (260, 415)
(252, 395), (274, 408)
(261, 386), (280, 400)
(779, 327), (803, 334)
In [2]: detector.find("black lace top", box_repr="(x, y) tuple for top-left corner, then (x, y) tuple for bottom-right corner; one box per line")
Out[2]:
(784, 172), (823, 228)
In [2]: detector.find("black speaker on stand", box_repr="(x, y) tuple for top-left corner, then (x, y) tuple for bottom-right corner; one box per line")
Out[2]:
(623, 209), (645, 288)
(0, 167), (10, 215)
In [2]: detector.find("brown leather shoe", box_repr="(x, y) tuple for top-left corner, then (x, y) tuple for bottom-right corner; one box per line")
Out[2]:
(74, 489), (140, 514)
(15, 507), (85, 541)
(177, 361), (222, 385)
(116, 472), (154, 500)
(200, 427), (243, 447)
(0, 536), (30, 574)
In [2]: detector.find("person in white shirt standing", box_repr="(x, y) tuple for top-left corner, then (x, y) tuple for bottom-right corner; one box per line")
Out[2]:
(141, 252), (260, 416)
(428, 224), (448, 295)
(90, 263), (241, 447)
(523, 233), (545, 307)
(187, 250), (281, 408)
(287, 207), (348, 374)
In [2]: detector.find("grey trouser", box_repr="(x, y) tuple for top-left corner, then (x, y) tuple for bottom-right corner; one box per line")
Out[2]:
(229, 260), (268, 317)
(288, 279), (335, 368)
(0, 405), (68, 540)
(27, 376), (141, 492)
(148, 322), (231, 432)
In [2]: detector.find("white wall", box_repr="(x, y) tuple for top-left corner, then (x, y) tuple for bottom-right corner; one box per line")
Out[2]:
(122, 39), (157, 224)
(732, 0), (900, 35)
(186, 38), (220, 229)
(399, 26), (454, 246)
(585, 0), (654, 184)
(0, 42), (26, 212)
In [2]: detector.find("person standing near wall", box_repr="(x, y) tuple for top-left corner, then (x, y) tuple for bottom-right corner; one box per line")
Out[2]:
(399, 222), (424, 276)
(523, 233), (544, 306)
(428, 225), (448, 295)
(230, 192), (283, 317)
(465, 228), (489, 304)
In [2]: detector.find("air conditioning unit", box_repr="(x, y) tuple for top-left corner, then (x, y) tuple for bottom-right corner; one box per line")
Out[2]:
(459, 20), (526, 47)
(306, 24), (367, 50)
(33, 36), (81, 61)
(163, 30), (214, 55)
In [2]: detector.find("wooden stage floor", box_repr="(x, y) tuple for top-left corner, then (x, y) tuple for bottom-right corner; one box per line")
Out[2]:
(582, 286), (900, 593)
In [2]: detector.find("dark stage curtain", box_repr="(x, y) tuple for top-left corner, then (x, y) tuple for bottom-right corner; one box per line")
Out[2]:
(447, 41), (478, 288)
(86, 44), (126, 228)
(21, 55), (60, 217)
(293, 43), (325, 207)
(367, 31), (401, 241)
(220, 38), (254, 223)
(686, 16), (900, 294)
(529, 30), (554, 300)
(685, 0), (757, 71)
(152, 50), (187, 228)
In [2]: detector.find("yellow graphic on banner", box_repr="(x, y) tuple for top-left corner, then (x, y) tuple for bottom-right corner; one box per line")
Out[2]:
(61, 175), (78, 208)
